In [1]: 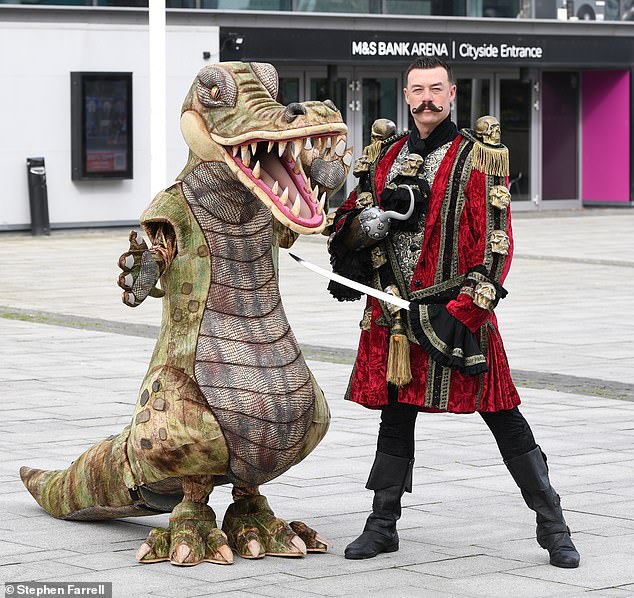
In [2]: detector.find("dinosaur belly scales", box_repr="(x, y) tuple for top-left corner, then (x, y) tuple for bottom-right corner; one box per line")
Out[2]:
(183, 162), (316, 487)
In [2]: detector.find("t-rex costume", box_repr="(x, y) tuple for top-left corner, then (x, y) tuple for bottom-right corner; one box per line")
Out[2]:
(20, 61), (352, 566)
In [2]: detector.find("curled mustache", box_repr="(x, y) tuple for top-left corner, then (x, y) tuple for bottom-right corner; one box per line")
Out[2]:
(412, 100), (444, 114)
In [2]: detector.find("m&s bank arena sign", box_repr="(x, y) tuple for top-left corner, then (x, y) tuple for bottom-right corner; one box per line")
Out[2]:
(351, 40), (543, 61)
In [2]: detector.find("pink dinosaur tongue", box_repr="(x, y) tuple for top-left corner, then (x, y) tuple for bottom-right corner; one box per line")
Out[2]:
(231, 139), (326, 228)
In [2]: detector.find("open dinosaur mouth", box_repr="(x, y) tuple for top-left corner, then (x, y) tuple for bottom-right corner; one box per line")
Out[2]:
(224, 134), (347, 232)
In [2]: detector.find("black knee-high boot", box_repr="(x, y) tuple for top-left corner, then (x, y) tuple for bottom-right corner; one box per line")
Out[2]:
(344, 451), (414, 560)
(505, 446), (580, 568)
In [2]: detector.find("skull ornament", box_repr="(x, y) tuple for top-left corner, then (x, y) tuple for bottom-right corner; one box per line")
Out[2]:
(400, 153), (424, 177)
(490, 229), (510, 255)
(489, 185), (511, 210)
(371, 118), (397, 142)
(473, 281), (496, 310)
(353, 155), (372, 177)
(355, 191), (374, 209)
(474, 116), (502, 146)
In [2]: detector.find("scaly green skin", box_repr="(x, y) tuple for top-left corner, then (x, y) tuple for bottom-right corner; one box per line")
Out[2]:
(21, 61), (348, 566)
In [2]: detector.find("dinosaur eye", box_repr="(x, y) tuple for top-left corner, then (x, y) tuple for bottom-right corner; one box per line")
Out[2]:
(196, 66), (237, 108)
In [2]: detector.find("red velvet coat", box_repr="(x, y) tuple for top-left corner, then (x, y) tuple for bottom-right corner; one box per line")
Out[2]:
(334, 133), (521, 413)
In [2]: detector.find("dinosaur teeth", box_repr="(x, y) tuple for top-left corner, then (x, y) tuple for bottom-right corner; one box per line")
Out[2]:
(280, 186), (289, 205)
(240, 145), (251, 168)
(252, 161), (261, 179)
(232, 145), (239, 157)
(318, 192), (327, 214)
(267, 140), (274, 153)
(335, 139), (346, 157)
(250, 142), (257, 155)
(310, 185), (319, 204)
(278, 141), (287, 157)
(291, 193), (302, 217)
(343, 150), (353, 167)
(304, 137), (313, 150)
(291, 141), (301, 160)
(272, 180), (279, 195)
(305, 176), (312, 192)
(293, 158), (301, 174)
(324, 137), (332, 150)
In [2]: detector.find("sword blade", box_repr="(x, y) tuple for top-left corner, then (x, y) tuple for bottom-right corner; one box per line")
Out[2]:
(289, 253), (411, 311)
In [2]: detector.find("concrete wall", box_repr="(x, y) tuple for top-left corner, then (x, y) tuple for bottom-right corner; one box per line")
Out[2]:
(0, 20), (219, 230)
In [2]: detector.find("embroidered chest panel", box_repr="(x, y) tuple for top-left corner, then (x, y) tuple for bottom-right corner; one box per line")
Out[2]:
(387, 141), (453, 286)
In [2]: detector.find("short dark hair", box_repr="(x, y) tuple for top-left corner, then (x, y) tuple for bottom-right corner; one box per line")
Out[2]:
(405, 57), (454, 85)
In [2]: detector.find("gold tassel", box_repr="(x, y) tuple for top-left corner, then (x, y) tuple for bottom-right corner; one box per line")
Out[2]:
(471, 142), (510, 177)
(386, 312), (412, 387)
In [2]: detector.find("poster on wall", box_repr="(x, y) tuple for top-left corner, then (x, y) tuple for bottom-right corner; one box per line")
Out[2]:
(71, 72), (133, 180)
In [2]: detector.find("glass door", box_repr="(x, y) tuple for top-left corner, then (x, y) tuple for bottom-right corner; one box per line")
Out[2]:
(346, 69), (403, 202)
(541, 71), (580, 204)
(453, 75), (493, 130)
(496, 74), (533, 206)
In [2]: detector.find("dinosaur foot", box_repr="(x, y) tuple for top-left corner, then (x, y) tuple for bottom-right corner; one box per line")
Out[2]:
(222, 495), (327, 559)
(136, 501), (233, 566)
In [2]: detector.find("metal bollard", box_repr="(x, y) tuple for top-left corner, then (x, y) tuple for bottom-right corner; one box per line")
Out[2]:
(26, 157), (50, 236)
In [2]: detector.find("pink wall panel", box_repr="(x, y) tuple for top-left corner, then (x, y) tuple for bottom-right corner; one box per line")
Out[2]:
(581, 70), (630, 204)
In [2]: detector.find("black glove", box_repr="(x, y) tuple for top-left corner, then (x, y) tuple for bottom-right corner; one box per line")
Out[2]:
(379, 174), (430, 232)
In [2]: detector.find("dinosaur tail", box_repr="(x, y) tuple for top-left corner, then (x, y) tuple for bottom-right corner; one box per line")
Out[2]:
(20, 427), (155, 521)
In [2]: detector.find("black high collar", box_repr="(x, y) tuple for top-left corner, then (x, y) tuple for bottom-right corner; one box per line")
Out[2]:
(408, 116), (459, 159)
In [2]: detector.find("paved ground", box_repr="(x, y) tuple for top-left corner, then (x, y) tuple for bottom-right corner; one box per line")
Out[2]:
(2, 208), (634, 597)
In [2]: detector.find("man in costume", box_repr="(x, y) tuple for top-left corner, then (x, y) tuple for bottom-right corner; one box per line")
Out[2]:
(327, 57), (580, 568)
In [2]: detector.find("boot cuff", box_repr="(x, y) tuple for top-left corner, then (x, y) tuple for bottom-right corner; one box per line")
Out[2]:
(366, 451), (414, 492)
(505, 445), (550, 492)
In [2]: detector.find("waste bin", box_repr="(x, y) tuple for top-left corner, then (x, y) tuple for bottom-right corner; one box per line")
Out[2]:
(26, 157), (50, 236)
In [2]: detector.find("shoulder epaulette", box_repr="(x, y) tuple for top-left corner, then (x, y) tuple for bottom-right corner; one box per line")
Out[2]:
(460, 127), (509, 178)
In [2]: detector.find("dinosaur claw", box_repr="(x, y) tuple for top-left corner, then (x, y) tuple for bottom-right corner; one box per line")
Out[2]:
(290, 535), (307, 554)
(217, 544), (234, 564)
(123, 291), (136, 306)
(135, 542), (152, 562)
(247, 539), (261, 558)
(313, 533), (327, 547)
(172, 543), (192, 564)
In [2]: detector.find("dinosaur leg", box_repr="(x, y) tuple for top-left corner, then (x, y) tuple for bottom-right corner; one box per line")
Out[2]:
(20, 427), (155, 521)
(222, 486), (327, 559)
(136, 475), (233, 566)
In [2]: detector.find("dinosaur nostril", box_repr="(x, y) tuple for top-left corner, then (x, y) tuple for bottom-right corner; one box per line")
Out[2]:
(283, 102), (307, 122)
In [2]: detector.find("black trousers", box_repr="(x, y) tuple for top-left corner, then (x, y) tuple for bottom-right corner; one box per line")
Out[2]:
(377, 386), (536, 461)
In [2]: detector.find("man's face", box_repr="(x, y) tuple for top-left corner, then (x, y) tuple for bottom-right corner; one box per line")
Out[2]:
(403, 66), (456, 135)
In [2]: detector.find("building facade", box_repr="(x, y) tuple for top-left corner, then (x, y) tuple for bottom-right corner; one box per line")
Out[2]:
(1, 3), (632, 230)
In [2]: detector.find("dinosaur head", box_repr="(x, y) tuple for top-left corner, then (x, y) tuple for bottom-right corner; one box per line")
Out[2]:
(180, 61), (349, 235)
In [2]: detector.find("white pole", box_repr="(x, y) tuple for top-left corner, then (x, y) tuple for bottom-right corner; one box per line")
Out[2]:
(149, 0), (167, 195)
